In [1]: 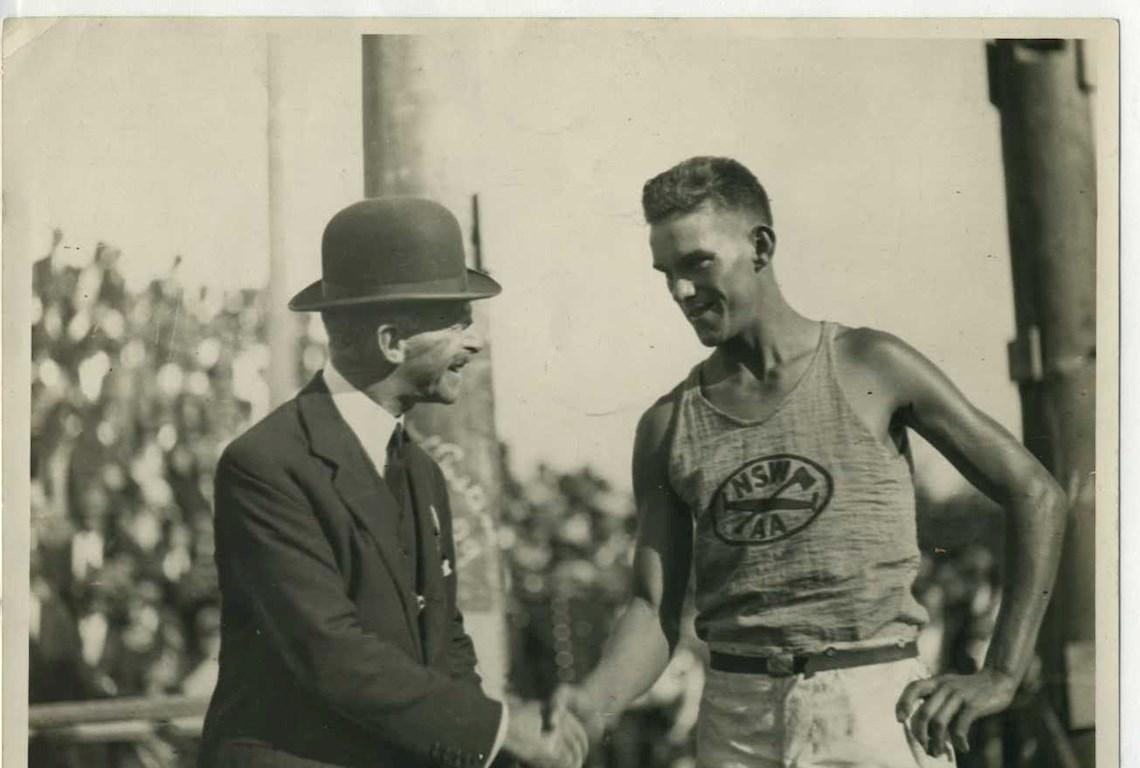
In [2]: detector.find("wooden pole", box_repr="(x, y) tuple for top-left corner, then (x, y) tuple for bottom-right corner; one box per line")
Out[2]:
(266, 33), (298, 406)
(361, 34), (509, 698)
(987, 38), (1096, 767)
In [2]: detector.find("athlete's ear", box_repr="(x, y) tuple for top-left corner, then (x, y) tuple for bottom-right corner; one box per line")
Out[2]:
(751, 225), (776, 271)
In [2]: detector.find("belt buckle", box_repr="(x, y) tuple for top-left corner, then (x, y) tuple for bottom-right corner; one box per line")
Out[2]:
(767, 652), (797, 677)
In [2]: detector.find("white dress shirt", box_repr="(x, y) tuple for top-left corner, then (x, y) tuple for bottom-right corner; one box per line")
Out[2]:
(322, 364), (508, 767)
(323, 362), (402, 476)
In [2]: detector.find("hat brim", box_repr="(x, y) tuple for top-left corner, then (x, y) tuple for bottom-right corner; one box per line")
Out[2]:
(288, 269), (502, 312)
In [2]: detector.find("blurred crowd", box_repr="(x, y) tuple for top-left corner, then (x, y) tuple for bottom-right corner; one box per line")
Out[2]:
(29, 233), (1004, 768)
(30, 232), (268, 766)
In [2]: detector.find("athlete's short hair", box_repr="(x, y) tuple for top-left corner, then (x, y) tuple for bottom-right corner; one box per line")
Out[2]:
(641, 156), (772, 226)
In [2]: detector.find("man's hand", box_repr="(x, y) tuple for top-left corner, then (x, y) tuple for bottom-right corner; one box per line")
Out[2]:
(503, 698), (587, 768)
(896, 668), (1019, 758)
(549, 684), (612, 745)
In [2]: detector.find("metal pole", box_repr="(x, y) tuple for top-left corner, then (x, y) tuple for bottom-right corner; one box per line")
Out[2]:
(987, 38), (1096, 767)
(361, 34), (509, 699)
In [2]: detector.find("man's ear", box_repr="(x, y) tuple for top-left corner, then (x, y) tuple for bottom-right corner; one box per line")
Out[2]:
(376, 324), (405, 365)
(751, 225), (776, 270)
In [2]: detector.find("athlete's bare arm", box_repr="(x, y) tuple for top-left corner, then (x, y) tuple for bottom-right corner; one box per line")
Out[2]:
(847, 329), (1068, 759)
(552, 394), (693, 739)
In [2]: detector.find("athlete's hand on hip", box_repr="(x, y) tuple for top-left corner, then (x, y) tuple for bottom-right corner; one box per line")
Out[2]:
(896, 668), (1019, 758)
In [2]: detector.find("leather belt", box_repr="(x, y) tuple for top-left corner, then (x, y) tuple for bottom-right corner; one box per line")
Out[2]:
(709, 640), (918, 678)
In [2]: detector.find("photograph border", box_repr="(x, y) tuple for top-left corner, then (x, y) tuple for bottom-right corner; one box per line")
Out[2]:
(2, 7), (1128, 768)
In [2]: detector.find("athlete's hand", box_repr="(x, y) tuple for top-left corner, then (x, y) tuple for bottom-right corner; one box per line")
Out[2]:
(550, 684), (610, 745)
(504, 698), (587, 768)
(896, 668), (1019, 758)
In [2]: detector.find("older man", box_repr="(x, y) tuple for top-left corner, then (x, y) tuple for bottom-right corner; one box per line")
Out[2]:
(200, 198), (585, 768)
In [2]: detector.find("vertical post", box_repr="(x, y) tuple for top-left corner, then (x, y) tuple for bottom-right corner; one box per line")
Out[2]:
(361, 34), (508, 698)
(265, 33), (298, 405)
(987, 39), (1096, 767)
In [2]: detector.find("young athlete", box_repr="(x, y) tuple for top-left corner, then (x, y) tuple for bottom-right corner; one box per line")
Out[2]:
(554, 157), (1068, 767)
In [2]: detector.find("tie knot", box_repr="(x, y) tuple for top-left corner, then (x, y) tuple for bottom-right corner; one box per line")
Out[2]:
(386, 424), (405, 463)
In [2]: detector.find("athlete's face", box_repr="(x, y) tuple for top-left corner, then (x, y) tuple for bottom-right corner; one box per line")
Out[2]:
(650, 202), (767, 347)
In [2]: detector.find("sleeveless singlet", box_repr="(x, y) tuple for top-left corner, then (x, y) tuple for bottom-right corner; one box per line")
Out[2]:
(668, 321), (928, 656)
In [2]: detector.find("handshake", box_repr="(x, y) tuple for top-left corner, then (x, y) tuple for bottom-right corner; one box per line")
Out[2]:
(501, 685), (614, 768)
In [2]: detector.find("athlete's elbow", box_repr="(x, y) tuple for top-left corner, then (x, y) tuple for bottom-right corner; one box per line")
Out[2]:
(1016, 471), (1069, 534)
(1040, 476), (1070, 527)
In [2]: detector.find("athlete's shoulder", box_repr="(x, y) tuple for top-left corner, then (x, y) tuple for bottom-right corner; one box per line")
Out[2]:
(636, 365), (702, 466)
(832, 324), (923, 369)
(636, 385), (682, 447)
(831, 324), (949, 405)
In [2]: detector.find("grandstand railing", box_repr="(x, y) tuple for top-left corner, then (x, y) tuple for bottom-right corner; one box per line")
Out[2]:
(27, 690), (1081, 768)
(29, 695), (209, 743)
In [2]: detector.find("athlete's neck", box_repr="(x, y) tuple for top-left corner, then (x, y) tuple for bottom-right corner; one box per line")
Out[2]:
(719, 297), (819, 381)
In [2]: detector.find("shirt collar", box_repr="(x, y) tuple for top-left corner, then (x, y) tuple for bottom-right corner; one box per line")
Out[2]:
(323, 362), (403, 473)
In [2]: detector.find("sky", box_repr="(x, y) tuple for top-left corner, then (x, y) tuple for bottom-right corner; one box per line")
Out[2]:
(6, 19), (1032, 496)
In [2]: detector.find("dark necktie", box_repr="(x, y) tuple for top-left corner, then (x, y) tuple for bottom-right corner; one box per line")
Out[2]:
(384, 425), (419, 590)
(385, 423), (406, 480)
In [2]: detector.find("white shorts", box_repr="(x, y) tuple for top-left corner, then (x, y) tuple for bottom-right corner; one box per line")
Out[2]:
(696, 656), (957, 768)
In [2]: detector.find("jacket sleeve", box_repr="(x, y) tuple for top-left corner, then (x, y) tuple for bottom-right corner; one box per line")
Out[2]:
(215, 452), (502, 766)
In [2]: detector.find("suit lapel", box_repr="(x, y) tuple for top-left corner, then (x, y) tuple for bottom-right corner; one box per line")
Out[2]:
(296, 374), (422, 645)
(404, 445), (448, 662)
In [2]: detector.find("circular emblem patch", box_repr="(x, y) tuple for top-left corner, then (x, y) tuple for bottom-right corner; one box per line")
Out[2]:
(708, 454), (833, 546)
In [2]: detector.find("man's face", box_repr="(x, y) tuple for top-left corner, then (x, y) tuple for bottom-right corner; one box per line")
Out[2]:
(649, 202), (765, 346)
(397, 302), (483, 405)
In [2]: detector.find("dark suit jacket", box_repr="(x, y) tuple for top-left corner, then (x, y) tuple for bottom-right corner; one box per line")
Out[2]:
(200, 373), (502, 768)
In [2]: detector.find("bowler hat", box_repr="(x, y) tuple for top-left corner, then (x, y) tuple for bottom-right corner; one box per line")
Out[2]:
(288, 197), (501, 312)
